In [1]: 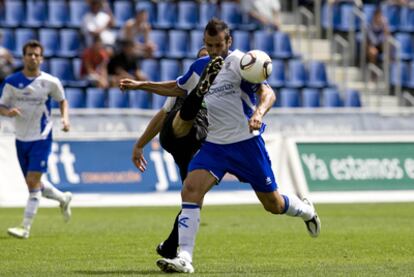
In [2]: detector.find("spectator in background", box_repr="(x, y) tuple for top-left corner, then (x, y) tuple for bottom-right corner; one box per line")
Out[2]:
(107, 39), (146, 87)
(119, 9), (156, 58)
(0, 31), (14, 84)
(239, 0), (281, 30)
(82, 0), (116, 49)
(367, 6), (390, 64)
(80, 35), (110, 89)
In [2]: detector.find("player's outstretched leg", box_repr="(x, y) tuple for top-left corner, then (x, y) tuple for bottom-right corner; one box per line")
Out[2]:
(196, 56), (224, 96)
(302, 198), (321, 237)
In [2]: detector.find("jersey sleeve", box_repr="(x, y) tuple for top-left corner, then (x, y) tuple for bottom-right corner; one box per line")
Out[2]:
(49, 77), (66, 102)
(177, 57), (210, 92)
(0, 83), (13, 107)
(162, 97), (176, 112)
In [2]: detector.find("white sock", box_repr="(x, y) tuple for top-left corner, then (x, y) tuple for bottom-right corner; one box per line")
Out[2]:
(282, 194), (315, 221)
(41, 178), (65, 203)
(178, 202), (200, 262)
(22, 190), (41, 230)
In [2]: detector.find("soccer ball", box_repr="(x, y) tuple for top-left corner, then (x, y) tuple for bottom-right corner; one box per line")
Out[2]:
(239, 50), (273, 83)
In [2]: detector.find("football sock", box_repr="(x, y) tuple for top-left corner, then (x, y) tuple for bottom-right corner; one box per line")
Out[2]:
(281, 194), (315, 221)
(179, 89), (204, 121)
(178, 202), (200, 262)
(41, 179), (65, 203)
(22, 190), (41, 230)
(164, 210), (181, 250)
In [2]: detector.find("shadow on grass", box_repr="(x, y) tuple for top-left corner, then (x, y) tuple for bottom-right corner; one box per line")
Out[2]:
(74, 270), (159, 275)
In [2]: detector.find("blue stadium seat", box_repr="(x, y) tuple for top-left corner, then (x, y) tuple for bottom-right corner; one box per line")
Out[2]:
(399, 7), (414, 33)
(86, 88), (106, 108)
(302, 88), (321, 107)
(71, 58), (89, 88)
(321, 3), (341, 30)
(14, 28), (37, 57)
(114, 0), (134, 27)
(129, 90), (151, 109)
(65, 88), (86, 108)
(344, 89), (361, 107)
(273, 32), (296, 60)
(394, 33), (413, 61)
(323, 88), (343, 107)
(152, 94), (167, 109)
(267, 60), (285, 88)
(0, 28), (14, 52)
(176, 1), (198, 30)
(154, 2), (177, 29)
(136, 1), (156, 24)
(390, 62), (409, 88)
(232, 30), (250, 52)
(220, 2), (242, 29)
(382, 4), (400, 33)
(149, 30), (167, 58)
(167, 30), (189, 58)
(39, 29), (59, 58)
(141, 59), (159, 81)
(198, 2), (218, 29)
(4, 0), (25, 27)
(307, 61), (330, 89)
(25, 0), (47, 27)
(336, 3), (359, 32)
(160, 59), (181, 81)
(68, 0), (89, 28)
(253, 30), (273, 53)
(47, 0), (69, 28)
(286, 60), (307, 88)
(50, 58), (75, 86)
(280, 88), (300, 107)
(363, 4), (377, 24)
(58, 29), (81, 58)
(189, 30), (204, 58)
(108, 88), (129, 108)
(40, 59), (50, 73)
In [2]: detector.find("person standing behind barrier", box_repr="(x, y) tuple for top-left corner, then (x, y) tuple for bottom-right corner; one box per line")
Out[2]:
(0, 40), (72, 239)
(367, 6), (390, 64)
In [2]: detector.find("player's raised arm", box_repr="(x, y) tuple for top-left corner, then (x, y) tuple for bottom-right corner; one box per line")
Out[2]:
(119, 79), (186, 97)
(249, 84), (276, 132)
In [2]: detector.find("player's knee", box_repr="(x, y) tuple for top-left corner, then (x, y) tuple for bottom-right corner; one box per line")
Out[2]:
(181, 181), (203, 203)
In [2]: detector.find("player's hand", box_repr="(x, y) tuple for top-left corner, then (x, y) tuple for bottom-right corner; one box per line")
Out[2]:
(61, 117), (70, 132)
(7, 108), (21, 117)
(132, 145), (147, 172)
(248, 113), (263, 132)
(119, 78), (143, 91)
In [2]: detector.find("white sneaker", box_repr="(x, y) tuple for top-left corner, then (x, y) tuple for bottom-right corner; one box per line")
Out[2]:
(60, 192), (72, 223)
(303, 198), (321, 238)
(8, 226), (30, 239)
(156, 255), (194, 273)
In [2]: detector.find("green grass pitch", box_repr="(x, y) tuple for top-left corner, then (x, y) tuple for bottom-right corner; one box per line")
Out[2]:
(1, 203), (413, 276)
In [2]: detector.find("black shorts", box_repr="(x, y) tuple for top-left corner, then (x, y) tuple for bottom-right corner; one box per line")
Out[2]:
(159, 110), (202, 181)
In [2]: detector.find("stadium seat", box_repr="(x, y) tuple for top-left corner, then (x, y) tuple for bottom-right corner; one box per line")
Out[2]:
(280, 88), (300, 108)
(39, 29), (59, 58)
(40, 59), (50, 73)
(47, 0), (69, 28)
(253, 30), (274, 53)
(25, 0), (47, 27)
(160, 59), (181, 81)
(129, 90), (151, 109)
(113, 0), (134, 27)
(321, 2), (341, 30)
(382, 4), (400, 33)
(167, 30), (189, 58)
(286, 60), (307, 88)
(58, 29), (81, 58)
(176, 1), (198, 30)
(399, 7), (414, 33)
(152, 94), (167, 109)
(323, 88), (343, 107)
(336, 3), (359, 32)
(363, 4), (377, 24)
(344, 89), (361, 107)
(273, 32), (296, 60)
(220, 2), (242, 29)
(86, 88), (106, 108)
(302, 88), (321, 107)
(307, 61), (330, 89)
(154, 2), (177, 29)
(65, 88), (86, 108)
(50, 58), (75, 86)
(68, 0), (89, 28)
(394, 33), (413, 61)
(108, 88), (129, 108)
(149, 30), (167, 58)
(232, 30), (251, 52)
(267, 60), (285, 88)
(4, 0), (25, 27)
(136, 1), (156, 24)
(70, 58), (89, 88)
(189, 30), (204, 58)
(14, 28), (37, 57)
(141, 59), (160, 81)
(0, 28), (15, 52)
(391, 62), (409, 88)
(198, 2), (218, 29)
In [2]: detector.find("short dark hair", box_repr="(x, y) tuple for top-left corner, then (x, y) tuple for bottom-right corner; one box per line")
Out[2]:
(204, 18), (231, 41)
(23, 40), (44, 56)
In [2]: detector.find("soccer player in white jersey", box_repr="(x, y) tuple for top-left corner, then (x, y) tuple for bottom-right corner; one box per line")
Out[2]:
(122, 18), (321, 274)
(0, 40), (72, 239)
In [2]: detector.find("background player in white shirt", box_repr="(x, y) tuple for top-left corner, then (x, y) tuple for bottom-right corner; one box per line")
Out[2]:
(0, 40), (72, 239)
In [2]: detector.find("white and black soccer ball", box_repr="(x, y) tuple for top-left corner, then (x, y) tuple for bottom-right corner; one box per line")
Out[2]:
(239, 50), (273, 84)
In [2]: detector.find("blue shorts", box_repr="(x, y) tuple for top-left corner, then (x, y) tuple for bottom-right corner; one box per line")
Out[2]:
(15, 136), (52, 177)
(188, 136), (278, 192)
